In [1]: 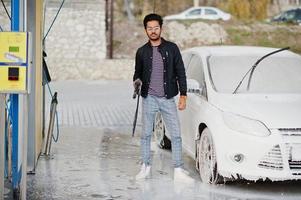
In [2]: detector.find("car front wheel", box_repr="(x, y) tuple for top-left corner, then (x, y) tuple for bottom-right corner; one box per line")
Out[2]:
(197, 128), (223, 184)
(153, 112), (171, 149)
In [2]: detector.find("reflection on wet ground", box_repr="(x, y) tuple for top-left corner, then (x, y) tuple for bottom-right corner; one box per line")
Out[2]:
(26, 126), (301, 200)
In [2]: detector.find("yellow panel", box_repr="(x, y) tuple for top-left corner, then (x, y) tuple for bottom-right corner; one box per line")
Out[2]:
(0, 32), (27, 63)
(0, 66), (26, 92)
(0, 32), (27, 93)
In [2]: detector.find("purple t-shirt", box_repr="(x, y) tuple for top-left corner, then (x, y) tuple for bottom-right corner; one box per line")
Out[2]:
(148, 46), (165, 97)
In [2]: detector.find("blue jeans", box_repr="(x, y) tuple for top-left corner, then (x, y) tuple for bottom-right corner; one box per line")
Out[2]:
(141, 95), (184, 168)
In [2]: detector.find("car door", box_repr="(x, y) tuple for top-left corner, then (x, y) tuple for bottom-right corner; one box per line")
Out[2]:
(179, 53), (207, 156)
(178, 52), (192, 146)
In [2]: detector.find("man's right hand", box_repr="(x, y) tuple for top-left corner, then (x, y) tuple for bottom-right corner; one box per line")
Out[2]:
(133, 79), (142, 90)
(133, 79), (142, 99)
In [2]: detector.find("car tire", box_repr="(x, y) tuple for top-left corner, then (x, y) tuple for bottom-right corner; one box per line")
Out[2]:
(154, 112), (171, 149)
(197, 128), (223, 184)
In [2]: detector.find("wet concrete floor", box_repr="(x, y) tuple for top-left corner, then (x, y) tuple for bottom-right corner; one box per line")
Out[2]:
(27, 126), (199, 200)
(5, 80), (301, 199)
(26, 126), (301, 200)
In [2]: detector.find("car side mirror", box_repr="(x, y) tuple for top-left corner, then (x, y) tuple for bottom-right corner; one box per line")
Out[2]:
(187, 79), (202, 94)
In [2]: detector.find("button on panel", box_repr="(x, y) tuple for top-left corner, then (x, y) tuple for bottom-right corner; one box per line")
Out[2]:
(8, 67), (19, 81)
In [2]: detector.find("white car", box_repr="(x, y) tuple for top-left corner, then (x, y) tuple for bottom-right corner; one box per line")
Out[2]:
(154, 46), (301, 184)
(164, 6), (231, 21)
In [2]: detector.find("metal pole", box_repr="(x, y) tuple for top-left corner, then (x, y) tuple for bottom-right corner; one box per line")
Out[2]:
(20, 1), (28, 198)
(7, 117), (12, 181)
(105, 0), (109, 31)
(109, 0), (114, 59)
(20, 95), (28, 200)
(19, 2), (27, 199)
(0, 94), (6, 200)
(194, 0), (199, 7)
(153, 0), (156, 13)
(44, 92), (58, 156)
(11, 1), (28, 199)
(11, 0), (20, 196)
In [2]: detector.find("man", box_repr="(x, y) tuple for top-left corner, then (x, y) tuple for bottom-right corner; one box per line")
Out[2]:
(133, 13), (194, 183)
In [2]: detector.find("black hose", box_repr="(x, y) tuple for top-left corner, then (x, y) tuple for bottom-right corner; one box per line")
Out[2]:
(1, 0), (11, 20)
(45, 74), (60, 143)
(50, 92), (59, 142)
(43, 0), (66, 42)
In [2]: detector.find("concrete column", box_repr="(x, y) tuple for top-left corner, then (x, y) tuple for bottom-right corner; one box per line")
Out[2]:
(27, 0), (43, 173)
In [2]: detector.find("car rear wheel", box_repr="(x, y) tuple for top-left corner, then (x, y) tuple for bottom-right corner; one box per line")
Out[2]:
(198, 128), (223, 184)
(154, 112), (171, 149)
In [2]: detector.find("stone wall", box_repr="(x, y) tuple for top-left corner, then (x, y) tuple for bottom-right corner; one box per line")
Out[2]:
(0, 1), (11, 31)
(165, 21), (228, 48)
(0, 0), (109, 81)
(44, 0), (107, 80)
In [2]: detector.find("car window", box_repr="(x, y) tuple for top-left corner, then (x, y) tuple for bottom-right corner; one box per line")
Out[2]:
(188, 9), (202, 16)
(182, 52), (193, 70)
(187, 54), (205, 88)
(296, 10), (301, 20)
(283, 10), (296, 20)
(205, 9), (217, 15)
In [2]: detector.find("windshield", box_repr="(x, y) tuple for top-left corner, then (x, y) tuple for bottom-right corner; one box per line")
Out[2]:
(208, 55), (301, 94)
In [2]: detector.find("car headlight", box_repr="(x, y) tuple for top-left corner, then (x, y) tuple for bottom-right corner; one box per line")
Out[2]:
(223, 112), (271, 137)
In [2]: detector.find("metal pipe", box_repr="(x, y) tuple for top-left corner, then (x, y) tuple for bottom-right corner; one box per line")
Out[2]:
(44, 92), (58, 156)
(7, 120), (12, 180)
(4, 101), (12, 180)
(105, 0), (108, 31)
(11, 0), (20, 194)
(21, 2), (28, 199)
(0, 94), (6, 200)
(109, 0), (114, 59)
(10, 1), (28, 199)
(20, 95), (28, 200)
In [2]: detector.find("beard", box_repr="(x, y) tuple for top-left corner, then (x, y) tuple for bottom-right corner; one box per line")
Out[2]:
(148, 33), (161, 41)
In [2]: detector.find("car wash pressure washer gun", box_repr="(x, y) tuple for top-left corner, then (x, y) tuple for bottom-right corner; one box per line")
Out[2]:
(132, 79), (142, 137)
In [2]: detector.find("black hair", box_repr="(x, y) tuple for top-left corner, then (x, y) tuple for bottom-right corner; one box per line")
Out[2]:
(143, 13), (163, 29)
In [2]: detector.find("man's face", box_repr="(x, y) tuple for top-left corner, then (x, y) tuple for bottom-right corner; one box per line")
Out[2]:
(145, 20), (162, 41)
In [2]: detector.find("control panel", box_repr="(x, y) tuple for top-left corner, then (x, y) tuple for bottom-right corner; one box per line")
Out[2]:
(0, 32), (29, 93)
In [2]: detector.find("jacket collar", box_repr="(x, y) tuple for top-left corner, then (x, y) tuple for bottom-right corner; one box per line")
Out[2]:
(147, 37), (166, 48)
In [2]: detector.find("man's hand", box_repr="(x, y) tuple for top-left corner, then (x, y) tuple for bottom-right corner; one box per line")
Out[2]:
(133, 79), (142, 89)
(133, 79), (142, 99)
(178, 95), (187, 110)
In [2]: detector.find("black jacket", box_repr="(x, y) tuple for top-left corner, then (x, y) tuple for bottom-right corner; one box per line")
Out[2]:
(133, 38), (187, 99)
